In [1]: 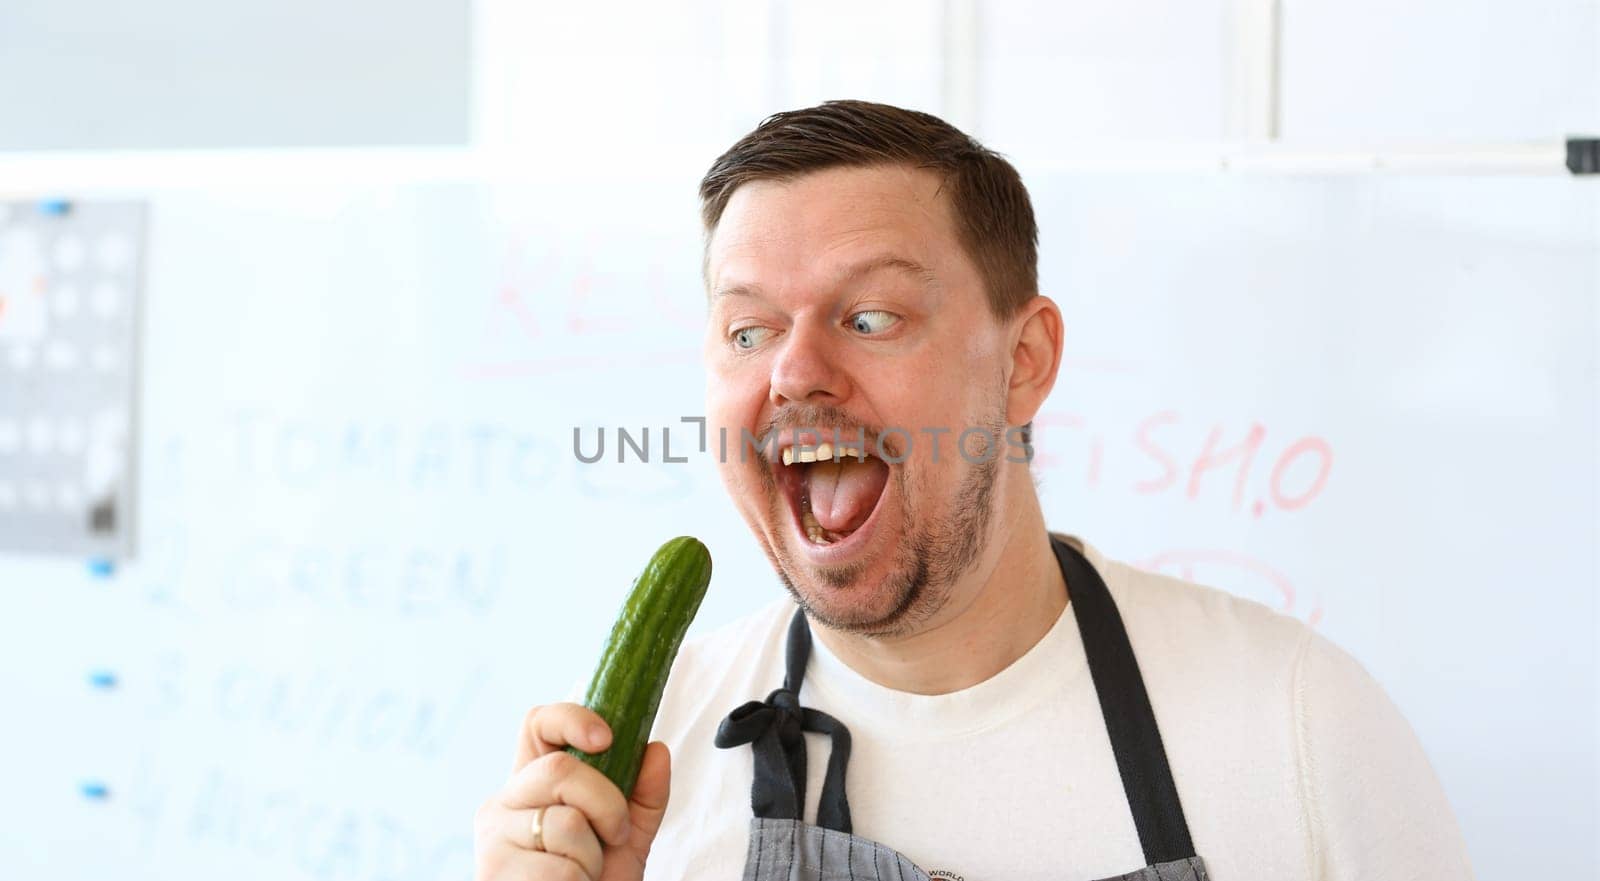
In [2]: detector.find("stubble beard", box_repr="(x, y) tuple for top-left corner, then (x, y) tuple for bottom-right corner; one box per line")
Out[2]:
(769, 419), (1003, 639)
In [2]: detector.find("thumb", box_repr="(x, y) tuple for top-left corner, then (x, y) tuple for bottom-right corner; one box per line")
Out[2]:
(628, 741), (672, 842)
(603, 741), (672, 880)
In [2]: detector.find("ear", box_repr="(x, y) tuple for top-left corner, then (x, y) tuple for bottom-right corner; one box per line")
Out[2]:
(1006, 295), (1064, 428)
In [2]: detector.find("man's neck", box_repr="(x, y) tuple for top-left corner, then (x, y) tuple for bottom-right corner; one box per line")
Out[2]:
(810, 488), (1068, 695)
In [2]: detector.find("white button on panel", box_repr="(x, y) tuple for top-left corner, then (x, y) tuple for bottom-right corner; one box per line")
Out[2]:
(0, 481), (15, 510)
(90, 407), (125, 444)
(0, 420), (18, 453)
(54, 283), (80, 318)
(85, 442), (121, 496)
(23, 481), (50, 509)
(10, 345), (35, 371)
(27, 416), (53, 454)
(54, 235), (86, 272)
(57, 481), (82, 510)
(97, 233), (133, 271)
(45, 340), (79, 371)
(91, 281), (121, 319)
(91, 344), (117, 372)
(57, 420), (85, 455)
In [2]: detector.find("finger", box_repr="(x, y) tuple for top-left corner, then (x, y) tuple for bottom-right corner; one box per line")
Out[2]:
(476, 807), (594, 881)
(606, 741), (671, 876)
(483, 848), (594, 881)
(499, 750), (632, 848)
(626, 742), (672, 843)
(500, 806), (603, 881)
(514, 704), (613, 771)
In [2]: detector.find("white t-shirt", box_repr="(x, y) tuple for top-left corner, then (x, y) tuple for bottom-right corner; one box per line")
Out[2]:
(643, 535), (1475, 881)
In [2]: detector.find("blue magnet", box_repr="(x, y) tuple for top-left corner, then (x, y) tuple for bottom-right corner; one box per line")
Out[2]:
(79, 780), (109, 800)
(37, 199), (72, 217)
(88, 669), (118, 689)
(87, 558), (115, 578)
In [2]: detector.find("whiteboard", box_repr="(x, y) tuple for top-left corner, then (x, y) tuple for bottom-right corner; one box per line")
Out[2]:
(0, 170), (1592, 880)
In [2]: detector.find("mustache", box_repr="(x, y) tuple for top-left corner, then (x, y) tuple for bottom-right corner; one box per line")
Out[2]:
(756, 404), (901, 459)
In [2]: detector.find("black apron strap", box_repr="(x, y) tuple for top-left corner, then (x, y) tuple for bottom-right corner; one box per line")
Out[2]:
(715, 609), (854, 833)
(716, 533), (1195, 859)
(1052, 534), (1198, 865)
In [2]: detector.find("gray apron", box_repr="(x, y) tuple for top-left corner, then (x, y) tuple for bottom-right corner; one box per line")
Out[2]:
(715, 534), (1210, 881)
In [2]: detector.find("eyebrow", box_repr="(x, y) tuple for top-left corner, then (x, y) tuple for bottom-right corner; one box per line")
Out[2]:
(712, 254), (939, 301)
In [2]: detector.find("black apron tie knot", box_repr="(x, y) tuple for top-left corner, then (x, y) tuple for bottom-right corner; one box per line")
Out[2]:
(714, 613), (854, 832)
(717, 535), (1204, 881)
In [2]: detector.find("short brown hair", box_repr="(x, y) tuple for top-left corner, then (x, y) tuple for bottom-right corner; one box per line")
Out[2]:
(698, 99), (1039, 319)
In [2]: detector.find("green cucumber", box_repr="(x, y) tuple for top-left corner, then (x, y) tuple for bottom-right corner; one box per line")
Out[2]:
(567, 535), (712, 796)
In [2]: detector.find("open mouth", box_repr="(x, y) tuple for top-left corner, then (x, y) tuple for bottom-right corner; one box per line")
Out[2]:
(772, 432), (892, 548)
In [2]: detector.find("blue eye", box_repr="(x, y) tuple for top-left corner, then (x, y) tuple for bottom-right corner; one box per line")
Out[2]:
(848, 310), (899, 335)
(732, 326), (774, 349)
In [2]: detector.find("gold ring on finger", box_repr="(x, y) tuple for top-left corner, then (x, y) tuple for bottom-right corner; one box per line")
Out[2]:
(529, 805), (547, 852)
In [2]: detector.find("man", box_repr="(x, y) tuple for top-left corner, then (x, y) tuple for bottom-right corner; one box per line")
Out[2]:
(474, 100), (1474, 880)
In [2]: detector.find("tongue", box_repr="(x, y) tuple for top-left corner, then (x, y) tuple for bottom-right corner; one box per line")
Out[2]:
(805, 458), (889, 533)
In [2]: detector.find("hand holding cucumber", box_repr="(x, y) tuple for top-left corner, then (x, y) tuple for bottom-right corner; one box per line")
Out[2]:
(474, 537), (712, 880)
(474, 703), (671, 881)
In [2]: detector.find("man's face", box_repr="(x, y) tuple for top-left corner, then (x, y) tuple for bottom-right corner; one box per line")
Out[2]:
(703, 164), (1017, 636)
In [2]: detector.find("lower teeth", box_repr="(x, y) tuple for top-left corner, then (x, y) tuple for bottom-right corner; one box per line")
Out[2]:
(801, 508), (839, 545)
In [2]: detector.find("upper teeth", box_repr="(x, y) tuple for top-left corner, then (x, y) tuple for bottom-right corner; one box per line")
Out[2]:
(782, 443), (835, 465)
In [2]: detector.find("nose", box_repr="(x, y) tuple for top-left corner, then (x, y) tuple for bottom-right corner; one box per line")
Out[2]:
(769, 323), (849, 408)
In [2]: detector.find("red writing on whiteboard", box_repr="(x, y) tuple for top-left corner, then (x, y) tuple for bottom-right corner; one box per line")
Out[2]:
(1035, 410), (1334, 517)
(467, 233), (705, 378)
